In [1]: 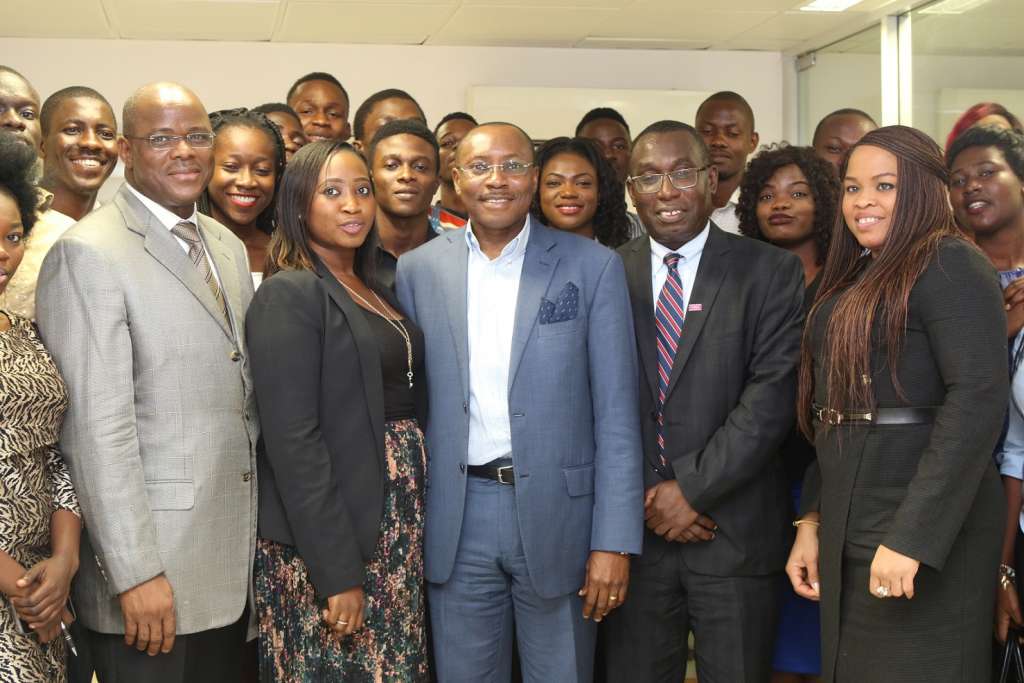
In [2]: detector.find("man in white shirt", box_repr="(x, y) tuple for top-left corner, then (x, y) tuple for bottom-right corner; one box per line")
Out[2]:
(396, 122), (643, 682)
(695, 91), (760, 235)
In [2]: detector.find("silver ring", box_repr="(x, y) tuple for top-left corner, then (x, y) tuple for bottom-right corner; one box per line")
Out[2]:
(609, 595), (618, 601)
(875, 585), (890, 597)
(335, 619), (348, 626)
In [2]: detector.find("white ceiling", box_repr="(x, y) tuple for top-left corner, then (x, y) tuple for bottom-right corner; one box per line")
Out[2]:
(1, 0), (901, 52)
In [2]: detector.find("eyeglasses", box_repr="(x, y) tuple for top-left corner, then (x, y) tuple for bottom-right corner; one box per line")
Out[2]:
(125, 132), (216, 150)
(627, 167), (708, 194)
(458, 161), (534, 177)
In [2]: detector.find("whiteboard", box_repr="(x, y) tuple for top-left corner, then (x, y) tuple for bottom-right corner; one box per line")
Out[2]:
(467, 85), (715, 142)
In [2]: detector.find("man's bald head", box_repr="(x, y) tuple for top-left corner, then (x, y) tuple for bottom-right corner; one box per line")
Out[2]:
(123, 82), (207, 137)
(457, 122), (535, 165)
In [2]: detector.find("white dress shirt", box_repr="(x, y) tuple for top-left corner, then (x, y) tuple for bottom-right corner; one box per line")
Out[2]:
(126, 183), (221, 287)
(711, 187), (741, 235)
(465, 218), (531, 466)
(650, 222), (709, 315)
(998, 329), (1024, 532)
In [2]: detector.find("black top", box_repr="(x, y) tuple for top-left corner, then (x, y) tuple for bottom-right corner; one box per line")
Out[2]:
(363, 310), (425, 421)
(779, 273), (821, 488)
(375, 225), (438, 291)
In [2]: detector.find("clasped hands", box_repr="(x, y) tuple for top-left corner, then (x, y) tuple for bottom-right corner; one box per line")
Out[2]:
(9, 554), (77, 645)
(644, 480), (716, 544)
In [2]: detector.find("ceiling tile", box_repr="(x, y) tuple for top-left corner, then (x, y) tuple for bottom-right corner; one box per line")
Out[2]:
(109, 0), (281, 40)
(576, 36), (712, 50)
(460, 0), (630, 6)
(630, 0), (804, 10)
(277, 2), (456, 43)
(740, 10), (872, 42)
(428, 6), (618, 47)
(715, 37), (802, 51)
(589, 8), (776, 42)
(2, 0), (113, 38)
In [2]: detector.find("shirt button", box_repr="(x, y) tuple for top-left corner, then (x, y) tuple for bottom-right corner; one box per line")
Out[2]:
(459, 463), (466, 474)
(242, 472), (253, 482)
(230, 350), (242, 362)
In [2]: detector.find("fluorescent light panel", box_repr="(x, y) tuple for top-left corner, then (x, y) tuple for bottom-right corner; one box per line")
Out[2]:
(799, 0), (862, 11)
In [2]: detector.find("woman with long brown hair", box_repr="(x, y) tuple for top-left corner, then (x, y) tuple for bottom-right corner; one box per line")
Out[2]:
(785, 126), (1008, 682)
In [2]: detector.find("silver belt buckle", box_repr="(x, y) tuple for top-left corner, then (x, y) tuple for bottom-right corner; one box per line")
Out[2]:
(496, 465), (514, 485)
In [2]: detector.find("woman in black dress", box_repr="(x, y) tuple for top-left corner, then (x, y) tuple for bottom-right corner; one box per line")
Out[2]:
(786, 126), (1007, 682)
(247, 140), (429, 681)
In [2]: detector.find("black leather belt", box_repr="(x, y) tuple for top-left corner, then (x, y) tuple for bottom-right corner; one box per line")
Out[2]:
(467, 463), (515, 485)
(812, 404), (938, 426)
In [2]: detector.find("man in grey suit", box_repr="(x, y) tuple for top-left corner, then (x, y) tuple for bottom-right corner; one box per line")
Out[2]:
(396, 122), (643, 682)
(36, 82), (258, 683)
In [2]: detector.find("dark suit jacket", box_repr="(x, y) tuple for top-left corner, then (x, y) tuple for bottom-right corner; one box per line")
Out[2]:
(619, 225), (805, 576)
(245, 261), (425, 599)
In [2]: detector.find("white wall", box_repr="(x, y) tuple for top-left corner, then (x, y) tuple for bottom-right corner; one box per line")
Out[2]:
(0, 37), (786, 144)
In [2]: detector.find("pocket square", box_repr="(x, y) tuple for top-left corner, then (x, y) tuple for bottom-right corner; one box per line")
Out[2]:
(539, 282), (579, 325)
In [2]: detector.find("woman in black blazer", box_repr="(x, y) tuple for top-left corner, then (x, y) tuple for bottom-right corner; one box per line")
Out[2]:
(246, 141), (429, 681)
(786, 126), (1007, 682)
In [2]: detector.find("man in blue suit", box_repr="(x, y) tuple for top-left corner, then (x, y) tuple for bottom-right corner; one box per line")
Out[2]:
(396, 122), (643, 682)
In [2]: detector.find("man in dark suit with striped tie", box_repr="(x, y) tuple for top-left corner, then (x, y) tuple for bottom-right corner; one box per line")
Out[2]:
(602, 120), (805, 682)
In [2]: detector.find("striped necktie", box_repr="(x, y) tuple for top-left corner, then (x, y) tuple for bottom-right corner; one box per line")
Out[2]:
(171, 220), (227, 320)
(655, 252), (685, 466)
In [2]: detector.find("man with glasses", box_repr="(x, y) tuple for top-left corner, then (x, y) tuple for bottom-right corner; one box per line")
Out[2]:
(603, 121), (804, 683)
(36, 82), (259, 683)
(396, 122), (643, 682)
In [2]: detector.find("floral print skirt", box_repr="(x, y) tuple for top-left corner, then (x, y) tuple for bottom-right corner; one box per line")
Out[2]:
(255, 418), (429, 682)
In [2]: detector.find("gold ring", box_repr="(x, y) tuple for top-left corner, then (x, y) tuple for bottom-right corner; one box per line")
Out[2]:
(609, 595), (618, 601)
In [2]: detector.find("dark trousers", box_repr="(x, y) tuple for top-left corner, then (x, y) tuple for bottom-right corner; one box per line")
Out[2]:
(602, 544), (781, 683)
(85, 611), (248, 683)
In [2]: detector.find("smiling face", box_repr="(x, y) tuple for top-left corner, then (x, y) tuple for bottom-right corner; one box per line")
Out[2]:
(578, 117), (631, 184)
(42, 96), (118, 198)
(696, 99), (758, 182)
(453, 124), (538, 235)
(0, 190), (26, 294)
(306, 150), (375, 262)
(120, 86), (214, 219)
(950, 145), (1024, 237)
(372, 133), (440, 220)
(436, 117), (475, 184)
(265, 110), (307, 163)
(813, 113), (876, 175)
(842, 144), (899, 255)
(628, 130), (717, 250)
(755, 163), (816, 248)
(288, 80), (350, 143)
(539, 151), (599, 237)
(207, 125), (277, 229)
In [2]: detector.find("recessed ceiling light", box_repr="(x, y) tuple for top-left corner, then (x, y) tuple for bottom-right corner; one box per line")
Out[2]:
(799, 0), (863, 11)
(919, 0), (991, 14)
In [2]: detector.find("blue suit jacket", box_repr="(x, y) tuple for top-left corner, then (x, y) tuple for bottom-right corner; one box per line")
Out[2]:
(396, 219), (644, 599)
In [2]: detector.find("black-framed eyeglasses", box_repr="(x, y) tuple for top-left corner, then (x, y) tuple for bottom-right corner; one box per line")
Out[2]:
(458, 161), (534, 177)
(627, 166), (708, 194)
(125, 132), (216, 150)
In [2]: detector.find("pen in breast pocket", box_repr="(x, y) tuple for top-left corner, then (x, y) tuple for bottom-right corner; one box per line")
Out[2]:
(59, 621), (77, 657)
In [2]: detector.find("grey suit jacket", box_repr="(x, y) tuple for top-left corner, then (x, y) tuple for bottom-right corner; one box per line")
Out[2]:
(35, 184), (259, 635)
(396, 219), (644, 599)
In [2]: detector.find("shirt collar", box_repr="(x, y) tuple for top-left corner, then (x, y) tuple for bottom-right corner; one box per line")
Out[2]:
(126, 183), (199, 231)
(466, 215), (532, 263)
(649, 221), (710, 264)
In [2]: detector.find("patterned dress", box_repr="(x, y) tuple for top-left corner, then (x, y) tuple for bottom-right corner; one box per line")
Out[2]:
(0, 311), (81, 683)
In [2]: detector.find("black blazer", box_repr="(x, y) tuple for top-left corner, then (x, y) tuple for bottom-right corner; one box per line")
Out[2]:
(619, 225), (805, 575)
(246, 261), (426, 599)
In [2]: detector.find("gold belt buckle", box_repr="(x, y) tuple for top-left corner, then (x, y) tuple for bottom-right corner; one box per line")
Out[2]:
(815, 406), (843, 425)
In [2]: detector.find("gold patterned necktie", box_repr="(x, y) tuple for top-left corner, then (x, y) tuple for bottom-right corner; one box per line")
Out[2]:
(171, 220), (227, 320)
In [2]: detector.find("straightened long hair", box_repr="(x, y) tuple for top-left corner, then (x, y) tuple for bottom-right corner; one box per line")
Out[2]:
(264, 140), (380, 290)
(797, 125), (965, 439)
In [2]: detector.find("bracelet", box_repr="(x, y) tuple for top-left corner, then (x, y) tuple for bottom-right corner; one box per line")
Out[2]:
(1001, 563), (1017, 591)
(792, 520), (820, 528)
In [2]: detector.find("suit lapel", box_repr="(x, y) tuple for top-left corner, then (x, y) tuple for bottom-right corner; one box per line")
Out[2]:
(116, 186), (233, 340)
(508, 221), (558, 391)
(622, 237), (658, 402)
(316, 260), (386, 465)
(198, 217), (241, 340)
(440, 231), (471, 399)
(664, 225), (731, 400)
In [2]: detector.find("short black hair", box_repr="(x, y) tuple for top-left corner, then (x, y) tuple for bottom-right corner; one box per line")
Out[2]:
(286, 72), (349, 106)
(434, 111), (477, 135)
(575, 107), (630, 137)
(811, 108), (877, 145)
(252, 102), (302, 126)
(197, 108), (286, 235)
(0, 133), (40, 235)
(352, 89), (425, 143)
(632, 120), (709, 166)
(696, 91), (756, 130)
(367, 118), (440, 170)
(530, 136), (630, 248)
(736, 143), (839, 266)
(946, 125), (1024, 182)
(40, 86), (115, 137)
